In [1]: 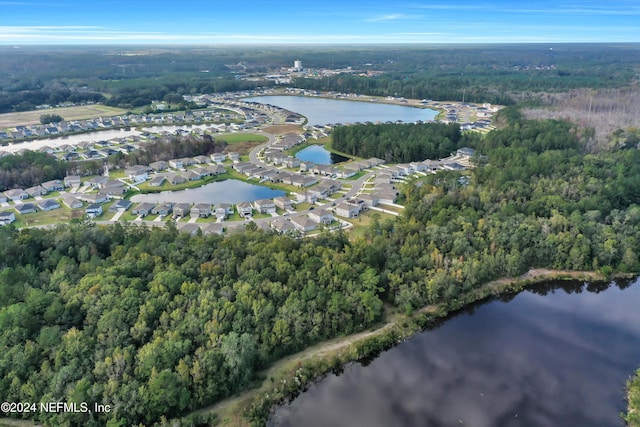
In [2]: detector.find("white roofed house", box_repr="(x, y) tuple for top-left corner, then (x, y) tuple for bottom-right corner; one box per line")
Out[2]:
(149, 160), (169, 172)
(60, 194), (82, 209)
(168, 159), (184, 169)
(308, 209), (334, 225)
(41, 179), (64, 192)
(152, 203), (173, 216)
(4, 188), (29, 202)
(125, 165), (150, 183)
(270, 218), (296, 234)
(334, 202), (360, 218)
(172, 203), (191, 218)
(26, 185), (47, 198)
(132, 202), (155, 217)
(377, 191), (398, 205)
(237, 202), (253, 218)
(356, 193), (379, 208)
(227, 152), (240, 162)
(149, 175), (167, 187)
(274, 196), (293, 211)
(215, 203), (234, 221)
(190, 203), (212, 218)
(193, 155), (210, 164)
(167, 173), (187, 186)
(290, 216), (317, 233)
(64, 175), (81, 188)
(211, 152), (227, 163)
(253, 198), (276, 214)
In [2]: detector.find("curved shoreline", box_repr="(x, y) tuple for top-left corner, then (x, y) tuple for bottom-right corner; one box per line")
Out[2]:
(187, 268), (635, 426)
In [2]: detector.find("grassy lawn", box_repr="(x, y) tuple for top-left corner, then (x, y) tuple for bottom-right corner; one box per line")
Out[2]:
(218, 133), (268, 144)
(219, 133), (268, 155)
(377, 204), (405, 213)
(345, 171), (367, 180)
(137, 174), (229, 193)
(348, 210), (396, 240)
(0, 105), (128, 128)
(11, 206), (85, 228)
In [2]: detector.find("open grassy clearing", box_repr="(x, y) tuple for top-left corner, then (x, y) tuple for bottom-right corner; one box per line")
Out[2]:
(0, 105), (128, 128)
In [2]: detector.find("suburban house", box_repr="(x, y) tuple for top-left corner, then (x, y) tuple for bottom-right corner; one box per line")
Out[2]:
(4, 188), (29, 202)
(168, 159), (184, 169)
(178, 223), (201, 235)
(227, 152), (240, 162)
(377, 191), (398, 204)
(211, 153), (227, 163)
(236, 202), (253, 218)
(109, 199), (132, 212)
(356, 193), (379, 207)
(167, 173), (187, 186)
(457, 147), (476, 157)
(0, 211), (16, 225)
(202, 222), (224, 235)
(15, 203), (37, 214)
(271, 218), (296, 234)
(208, 164), (226, 175)
(37, 199), (60, 211)
(63, 175), (82, 187)
(253, 198), (276, 214)
(132, 202), (156, 217)
(61, 194), (82, 209)
(282, 157), (301, 168)
(77, 193), (109, 204)
(152, 203), (173, 216)
(190, 203), (212, 218)
(215, 203), (233, 220)
(125, 165), (150, 183)
(26, 185), (47, 198)
(88, 176), (109, 188)
(334, 202), (360, 218)
(443, 162), (466, 171)
(290, 216), (317, 233)
(274, 196), (293, 211)
(172, 203), (191, 218)
(85, 204), (103, 218)
(0, 194), (6, 204)
(149, 160), (169, 171)
(193, 155), (210, 164)
(185, 170), (202, 181)
(149, 175), (166, 187)
(42, 179), (64, 192)
(308, 209), (334, 225)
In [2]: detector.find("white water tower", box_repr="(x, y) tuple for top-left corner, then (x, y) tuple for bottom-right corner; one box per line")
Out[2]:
(294, 60), (303, 71)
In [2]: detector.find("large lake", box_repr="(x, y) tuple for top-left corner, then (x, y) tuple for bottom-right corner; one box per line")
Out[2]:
(130, 179), (284, 205)
(270, 279), (640, 427)
(244, 95), (438, 126)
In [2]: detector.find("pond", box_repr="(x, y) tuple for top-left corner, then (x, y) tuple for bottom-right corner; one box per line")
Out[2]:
(270, 279), (640, 427)
(295, 145), (349, 165)
(130, 179), (285, 205)
(244, 95), (438, 126)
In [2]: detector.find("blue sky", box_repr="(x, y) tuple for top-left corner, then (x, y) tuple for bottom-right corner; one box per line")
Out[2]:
(1, 0), (639, 45)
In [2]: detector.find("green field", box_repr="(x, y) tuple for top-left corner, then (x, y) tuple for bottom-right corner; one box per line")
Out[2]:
(0, 105), (128, 128)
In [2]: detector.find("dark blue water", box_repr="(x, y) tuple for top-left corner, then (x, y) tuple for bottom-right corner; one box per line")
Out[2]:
(130, 179), (284, 204)
(270, 279), (640, 427)
(244, 95), (437, 126)
(295, 145), (348, 165)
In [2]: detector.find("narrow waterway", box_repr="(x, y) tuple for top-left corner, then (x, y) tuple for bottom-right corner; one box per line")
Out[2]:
(270, 279), (640, 427)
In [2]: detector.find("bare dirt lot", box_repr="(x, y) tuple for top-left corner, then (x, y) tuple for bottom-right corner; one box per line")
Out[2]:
(0, 105), (128, 128)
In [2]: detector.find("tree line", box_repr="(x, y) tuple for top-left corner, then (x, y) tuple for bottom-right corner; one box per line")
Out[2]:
(332, 122), (466, 163)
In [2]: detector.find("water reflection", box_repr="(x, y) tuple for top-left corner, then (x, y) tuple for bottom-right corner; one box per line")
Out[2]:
(271, 279), (640, 427)
(295, 145), (348, 165)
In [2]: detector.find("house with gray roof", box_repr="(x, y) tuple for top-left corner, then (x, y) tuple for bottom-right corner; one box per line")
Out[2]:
(26, 185), (47, 198)
(37, 199), (60, 211)
(15, 203), (37, 215)
(4, 188), (29, 202)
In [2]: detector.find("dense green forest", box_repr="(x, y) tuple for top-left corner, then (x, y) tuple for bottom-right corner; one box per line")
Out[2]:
(2, 44), (639, 112)
(332, 122), (465, 163)
(0, 151), (68, 192)
(1, 114), (639, 426)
